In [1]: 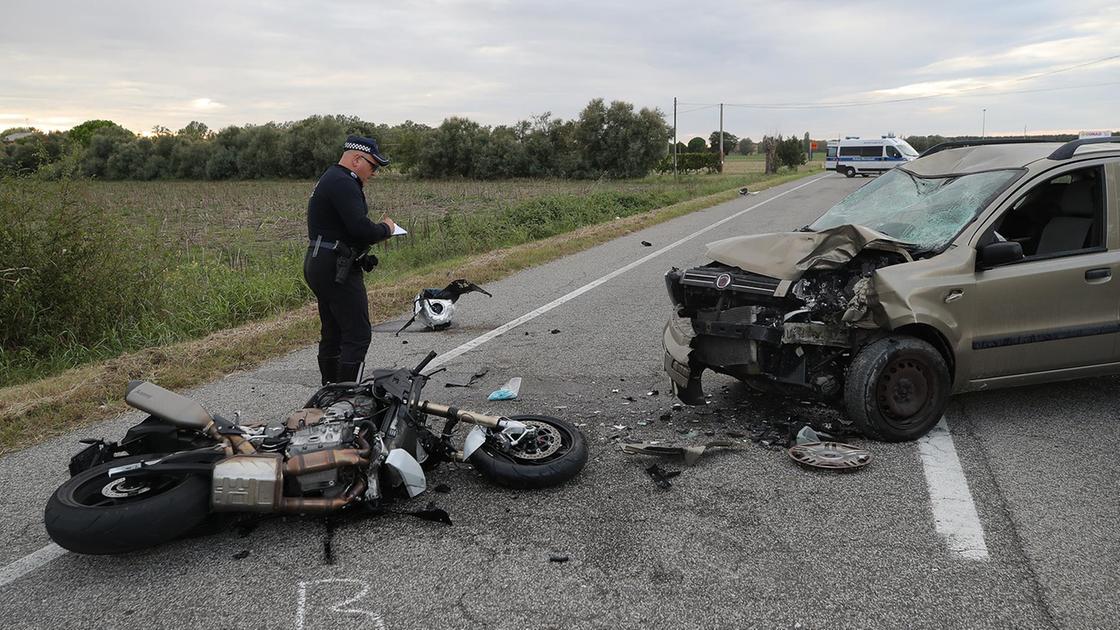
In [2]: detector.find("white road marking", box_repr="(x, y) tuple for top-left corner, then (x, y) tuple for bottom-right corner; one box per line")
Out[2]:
(918, 417), (989, 561)
(0, 175), (828, 589)
(0, 543), (68, 588)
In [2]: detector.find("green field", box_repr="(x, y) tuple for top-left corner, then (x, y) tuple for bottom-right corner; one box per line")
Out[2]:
(1, 164), (821, 388)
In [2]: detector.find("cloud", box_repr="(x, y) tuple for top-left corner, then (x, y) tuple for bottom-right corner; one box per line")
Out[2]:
(190, 98), (226, 111)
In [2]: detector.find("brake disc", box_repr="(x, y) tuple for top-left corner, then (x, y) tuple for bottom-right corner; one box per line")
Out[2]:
(511, 421), (562, 460)
(787, 441), (871, 470)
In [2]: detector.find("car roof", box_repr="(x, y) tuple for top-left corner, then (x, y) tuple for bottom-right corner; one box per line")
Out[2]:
(907, 142), (1119, 177)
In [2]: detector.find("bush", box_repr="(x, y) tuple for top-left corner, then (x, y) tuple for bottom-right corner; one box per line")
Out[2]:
(655, 152), (721, 174)
(0, 178), (164, 380)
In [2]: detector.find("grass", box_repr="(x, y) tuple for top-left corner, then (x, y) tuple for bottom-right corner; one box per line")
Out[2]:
(0, 165), (820, 452)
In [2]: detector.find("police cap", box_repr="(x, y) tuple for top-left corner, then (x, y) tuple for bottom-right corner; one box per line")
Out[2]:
(342, 135), (390, 166)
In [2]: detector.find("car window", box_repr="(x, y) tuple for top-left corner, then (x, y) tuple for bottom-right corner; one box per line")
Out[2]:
(810, 167), (1022, 249)
(886, 146), (902, 158)
(991, 165), (1106, 258)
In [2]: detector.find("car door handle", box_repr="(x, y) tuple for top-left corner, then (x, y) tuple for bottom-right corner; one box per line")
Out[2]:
(1085, 268), (1111, 280)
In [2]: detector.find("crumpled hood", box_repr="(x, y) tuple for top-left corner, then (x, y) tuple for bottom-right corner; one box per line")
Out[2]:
(706, 224), (911, 281)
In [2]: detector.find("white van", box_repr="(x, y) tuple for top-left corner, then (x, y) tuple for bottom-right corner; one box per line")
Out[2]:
(825, 136), (919, 177)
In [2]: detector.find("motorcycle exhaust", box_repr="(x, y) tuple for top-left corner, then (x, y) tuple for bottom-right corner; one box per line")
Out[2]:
(279, 477), (367, 513)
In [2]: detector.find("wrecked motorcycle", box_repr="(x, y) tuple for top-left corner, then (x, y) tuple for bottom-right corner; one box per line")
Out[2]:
(45, 351), (587, 555)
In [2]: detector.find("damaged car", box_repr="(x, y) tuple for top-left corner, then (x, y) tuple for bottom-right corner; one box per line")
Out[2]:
(664, 137), (1120, 441)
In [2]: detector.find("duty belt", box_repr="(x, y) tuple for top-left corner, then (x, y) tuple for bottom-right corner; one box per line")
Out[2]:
(309, 236), (348, 256)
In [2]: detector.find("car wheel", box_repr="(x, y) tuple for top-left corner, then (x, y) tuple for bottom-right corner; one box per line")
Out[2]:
(845, 167), (856, 178)
(844, 335), (950, 441)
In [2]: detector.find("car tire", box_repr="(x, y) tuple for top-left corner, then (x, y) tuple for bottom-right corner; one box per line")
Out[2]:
(845, 167), (856, 178)
(844, 335), (950, 442)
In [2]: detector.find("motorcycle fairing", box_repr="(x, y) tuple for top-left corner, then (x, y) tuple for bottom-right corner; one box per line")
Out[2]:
(385, 449), (427, 497)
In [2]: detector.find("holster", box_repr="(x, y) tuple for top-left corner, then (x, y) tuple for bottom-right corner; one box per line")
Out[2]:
(333, 242), (355, 284)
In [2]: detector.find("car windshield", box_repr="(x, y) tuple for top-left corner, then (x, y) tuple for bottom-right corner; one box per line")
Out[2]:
(897, 141), (919, 157)
(809, 167), (1022, 249)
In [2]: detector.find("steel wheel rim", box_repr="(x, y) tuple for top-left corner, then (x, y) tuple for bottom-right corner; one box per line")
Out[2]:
(876, 355), (934, 427)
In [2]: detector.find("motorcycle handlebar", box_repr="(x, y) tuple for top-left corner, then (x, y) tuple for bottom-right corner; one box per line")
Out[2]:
(412, 351), (438, 375)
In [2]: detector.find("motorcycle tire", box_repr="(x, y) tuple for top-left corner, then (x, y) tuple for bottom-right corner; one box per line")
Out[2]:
(45, 454), (210, 555)
(469, 415), (587, 489)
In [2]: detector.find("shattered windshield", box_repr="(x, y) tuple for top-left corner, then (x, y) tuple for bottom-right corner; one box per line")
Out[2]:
(810, 168), (1022, 249)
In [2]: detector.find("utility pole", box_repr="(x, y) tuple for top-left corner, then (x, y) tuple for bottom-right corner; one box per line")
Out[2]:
(673, 97), (678, 177)
(718, 103), (724, 170)
(981, 108), (987, 138)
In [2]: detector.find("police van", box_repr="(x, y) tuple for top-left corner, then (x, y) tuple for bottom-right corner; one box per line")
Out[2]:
(825, 136), (919, 177)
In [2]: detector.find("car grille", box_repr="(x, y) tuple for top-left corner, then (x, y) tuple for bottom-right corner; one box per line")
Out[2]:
(680, 268), (781, 296)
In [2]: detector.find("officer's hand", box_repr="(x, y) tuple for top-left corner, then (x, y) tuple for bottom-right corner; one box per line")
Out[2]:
(380, 214), (397, 233)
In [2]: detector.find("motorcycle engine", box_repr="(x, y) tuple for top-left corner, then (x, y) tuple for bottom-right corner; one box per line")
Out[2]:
(287, 401), (358, 495)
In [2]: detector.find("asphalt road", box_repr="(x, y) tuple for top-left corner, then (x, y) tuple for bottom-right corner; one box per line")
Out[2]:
(0, 174), (1116, 629)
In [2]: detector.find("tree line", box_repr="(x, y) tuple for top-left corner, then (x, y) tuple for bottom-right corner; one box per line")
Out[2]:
(0, 99), (673, 181)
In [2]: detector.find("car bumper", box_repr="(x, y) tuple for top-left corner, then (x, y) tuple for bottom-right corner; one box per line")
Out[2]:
(663, 314), (696, 388)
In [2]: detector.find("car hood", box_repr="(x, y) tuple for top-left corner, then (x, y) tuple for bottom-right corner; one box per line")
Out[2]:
(705, 224), (912, 281)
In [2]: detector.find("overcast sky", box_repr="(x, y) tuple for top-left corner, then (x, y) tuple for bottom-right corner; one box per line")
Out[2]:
(2, 0), (1117, 142)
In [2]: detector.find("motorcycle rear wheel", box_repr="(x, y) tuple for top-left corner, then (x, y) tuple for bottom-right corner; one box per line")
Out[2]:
(45, 454), (210, 555)
(469, 415), (587, 489)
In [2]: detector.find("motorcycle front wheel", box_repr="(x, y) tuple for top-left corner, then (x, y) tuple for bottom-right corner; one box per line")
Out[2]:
(45, 454), (210, 555)
(469, 415), (587, 489)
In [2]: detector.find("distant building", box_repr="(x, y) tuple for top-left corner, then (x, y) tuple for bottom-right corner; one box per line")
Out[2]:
(2, 131), (34, 143)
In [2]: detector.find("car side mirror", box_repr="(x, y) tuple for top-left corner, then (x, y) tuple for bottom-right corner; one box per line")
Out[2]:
(977, 241), (1024, 269)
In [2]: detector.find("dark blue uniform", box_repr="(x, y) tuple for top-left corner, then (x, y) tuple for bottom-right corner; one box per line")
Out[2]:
(304, 164), (390, 384)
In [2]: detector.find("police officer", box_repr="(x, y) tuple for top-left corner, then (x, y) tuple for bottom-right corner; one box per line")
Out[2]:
(304, 135), (396, 385)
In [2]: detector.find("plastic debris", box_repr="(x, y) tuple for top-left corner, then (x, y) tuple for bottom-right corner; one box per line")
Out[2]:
(641, 240), (653, 247)
(444, 368), (489, 389)
(796, 425), (821, 445)
(620, 440), (738, 466)
(433, 483), (452, 493)
(550, 329), (561, 334)
(549, 553), (570, 563)
(408, 502), (453, 525)
(645, 464), (681, 489)
(488, 377), (522, 401)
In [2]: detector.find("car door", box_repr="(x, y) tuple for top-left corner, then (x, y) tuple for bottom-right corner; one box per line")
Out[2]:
(965, 162), (1120, 380)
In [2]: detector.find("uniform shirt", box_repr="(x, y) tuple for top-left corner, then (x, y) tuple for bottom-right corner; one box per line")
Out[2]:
(306, 164), (390, 248)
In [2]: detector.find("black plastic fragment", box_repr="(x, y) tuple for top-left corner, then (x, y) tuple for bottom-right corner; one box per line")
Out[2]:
(410, 502), (453, 525)
(646, 464), (680, 490)
(549, 553), (569, 563)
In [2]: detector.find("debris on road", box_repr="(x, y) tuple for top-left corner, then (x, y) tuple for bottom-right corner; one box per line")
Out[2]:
(645, 463), (681, 490)
(408, 502), (454, 525)
(488, 377), (522, 401)
(444, 367), (489, 388)
(787, 441), (871, 471)
(433, 483), (452, 493)
(620, 439), (738, 466)
(233, 549), (251, 560)
(738, 186), (760, 196)
(549, 553), (570, 563)
(641, 240), (653, 247)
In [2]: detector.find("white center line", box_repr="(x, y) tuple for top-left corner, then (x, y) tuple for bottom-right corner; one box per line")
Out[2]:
(0, 175), (827, 588)
(918, 417), (989, 561)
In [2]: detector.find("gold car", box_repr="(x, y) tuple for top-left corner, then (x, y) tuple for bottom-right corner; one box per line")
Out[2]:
(663, 138), (1120, 441)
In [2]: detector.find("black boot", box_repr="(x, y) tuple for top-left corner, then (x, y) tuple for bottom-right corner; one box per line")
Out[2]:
(317, 355), (339, 385)
(337, 361), (365, 383)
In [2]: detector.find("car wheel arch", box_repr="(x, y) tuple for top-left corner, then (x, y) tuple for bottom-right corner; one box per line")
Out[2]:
(892, 323), (956, 384)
